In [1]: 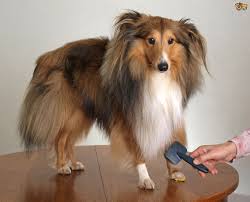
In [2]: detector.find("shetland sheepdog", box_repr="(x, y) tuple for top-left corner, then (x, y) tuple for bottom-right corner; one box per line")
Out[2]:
(19, 10), (206, 189)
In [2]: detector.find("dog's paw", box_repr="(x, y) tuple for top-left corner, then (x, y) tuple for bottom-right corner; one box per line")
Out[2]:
(57, 164), (71, 175)
(70, 161), (85, 171)
(170, 171), (186, 182)
(138, 178), (155, 190)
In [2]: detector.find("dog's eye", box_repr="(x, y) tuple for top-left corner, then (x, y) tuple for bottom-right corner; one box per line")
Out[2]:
(148, 38), (155, 45)
(168, 38), (174, 45)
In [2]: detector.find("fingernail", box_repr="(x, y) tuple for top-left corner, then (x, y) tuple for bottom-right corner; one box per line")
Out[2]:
(193, 159), (199, 164)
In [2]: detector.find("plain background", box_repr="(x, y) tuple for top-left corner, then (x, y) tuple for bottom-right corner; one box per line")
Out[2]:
(0, 0), (249, 196)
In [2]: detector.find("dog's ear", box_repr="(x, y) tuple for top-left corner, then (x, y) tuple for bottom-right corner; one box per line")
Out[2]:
(179, 19), (207, 69)
(115, 10), (143, 32)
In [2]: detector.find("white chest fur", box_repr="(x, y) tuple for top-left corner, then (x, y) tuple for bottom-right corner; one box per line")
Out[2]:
(134, 73), (183, 159)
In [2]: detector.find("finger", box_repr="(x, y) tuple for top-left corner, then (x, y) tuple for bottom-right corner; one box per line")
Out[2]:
(193, 151), (217, 165)
(190, 145), (214, 158)
(198, 171), (206, 178)
(190, 147), (206, 158)
(203, 161), (217, 174)
(213, 168), (218, 175)
(207, 160), (218, 174)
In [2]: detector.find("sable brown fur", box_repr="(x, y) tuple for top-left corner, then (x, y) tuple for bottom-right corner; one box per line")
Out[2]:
(19, 10), (206, 187)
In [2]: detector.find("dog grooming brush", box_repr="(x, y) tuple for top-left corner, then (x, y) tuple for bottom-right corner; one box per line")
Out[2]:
(164, 141), (209, 173)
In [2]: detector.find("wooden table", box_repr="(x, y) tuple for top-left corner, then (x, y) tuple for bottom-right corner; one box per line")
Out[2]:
(0, 146), (238, 202)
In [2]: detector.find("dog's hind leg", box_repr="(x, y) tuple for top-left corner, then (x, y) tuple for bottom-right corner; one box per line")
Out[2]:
(55, 131), (71, 175)
(65, 109), (93, 172)
(66, 136), (85, 171)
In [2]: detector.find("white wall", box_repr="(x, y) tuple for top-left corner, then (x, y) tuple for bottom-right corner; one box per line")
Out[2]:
(0, 0), (249, 195)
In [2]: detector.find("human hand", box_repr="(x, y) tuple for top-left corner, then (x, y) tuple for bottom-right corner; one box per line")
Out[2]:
(190, 142), (237, 177)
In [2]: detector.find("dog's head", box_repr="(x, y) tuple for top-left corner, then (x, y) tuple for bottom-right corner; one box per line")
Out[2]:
(101, 11), (207, 111)
(112, 10), (207, 100)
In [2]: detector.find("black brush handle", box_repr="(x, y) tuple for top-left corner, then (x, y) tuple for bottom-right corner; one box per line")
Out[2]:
(177, 152), (209, 173)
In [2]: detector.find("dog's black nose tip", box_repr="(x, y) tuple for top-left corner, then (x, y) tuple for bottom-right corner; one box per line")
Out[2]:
(158, 62), (168, 72)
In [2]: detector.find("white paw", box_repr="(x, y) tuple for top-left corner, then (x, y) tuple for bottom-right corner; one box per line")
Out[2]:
(138, 178), (155, 190)
(171, 171), (186, 182)
(70, 161), (85, 171)
(57, 164), (71, 175)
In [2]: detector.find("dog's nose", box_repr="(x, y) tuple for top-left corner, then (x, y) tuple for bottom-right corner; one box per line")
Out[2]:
(157, 62), (168, 72)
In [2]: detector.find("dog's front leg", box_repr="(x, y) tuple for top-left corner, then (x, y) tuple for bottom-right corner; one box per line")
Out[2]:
(136, 162), (155, 190)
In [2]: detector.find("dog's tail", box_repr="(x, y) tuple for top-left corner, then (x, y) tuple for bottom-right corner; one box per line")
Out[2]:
(18, 50), (74, 151)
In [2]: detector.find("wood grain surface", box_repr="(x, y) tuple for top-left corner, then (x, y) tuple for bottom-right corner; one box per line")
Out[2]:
(0, 146), (239, 202)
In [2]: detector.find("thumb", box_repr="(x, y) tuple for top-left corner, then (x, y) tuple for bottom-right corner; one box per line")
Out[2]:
(193, 151), (216, 165)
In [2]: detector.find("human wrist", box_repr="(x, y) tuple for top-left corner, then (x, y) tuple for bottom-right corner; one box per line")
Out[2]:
(225, 141), (237, 162)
